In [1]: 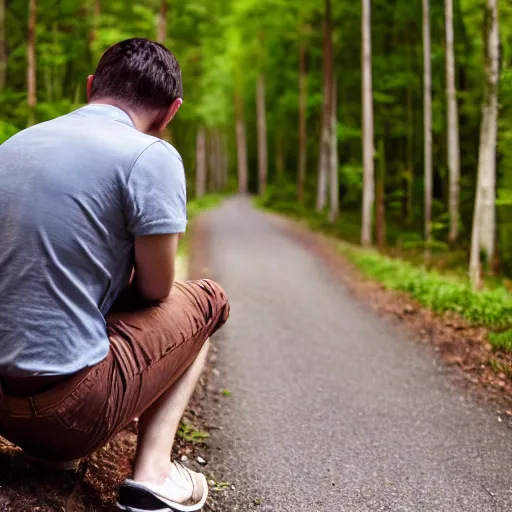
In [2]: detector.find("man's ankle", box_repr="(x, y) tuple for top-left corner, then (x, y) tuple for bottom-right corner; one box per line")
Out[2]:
(133, 459), (172, 485)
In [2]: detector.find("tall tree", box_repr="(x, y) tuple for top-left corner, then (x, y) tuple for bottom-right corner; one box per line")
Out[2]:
(361, 0), (374, 247)
(195, 127), (207, 198)
(27, 0), (37, 127)
(297, 36), (308, 203)
(445, 0), (461, 243)
(256, 74), (268, 195)
(328, 77), (339, 222)
(422, 0), (433, 256)
(89, 0), (101, 52)
(0, 0), (6, 91)
(470, 0), (500, 287)
(157, 0), (168, 44)
(376, 139), (387, 248)
(235, 87), (249, 193)
(316, 0), (333, 212)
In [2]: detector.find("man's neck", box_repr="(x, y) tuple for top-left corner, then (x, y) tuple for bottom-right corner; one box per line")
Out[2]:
(88, 99), (152, 132)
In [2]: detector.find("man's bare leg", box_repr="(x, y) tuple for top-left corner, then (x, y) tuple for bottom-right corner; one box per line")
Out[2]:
(133, 339), (210, 485)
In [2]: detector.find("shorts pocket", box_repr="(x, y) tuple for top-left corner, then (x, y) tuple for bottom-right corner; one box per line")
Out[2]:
(53, 365), (109, 434)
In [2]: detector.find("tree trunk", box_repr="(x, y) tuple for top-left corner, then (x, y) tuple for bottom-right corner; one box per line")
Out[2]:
(328, 77), (339, 222)
(276, 131), (284, 179)
(376, 139), (387, 248)
(211, 131), (220, 192)
(207, 130), (216, 193)
(0, 0), (7, 91)
(195, 127), (207, 198)
(235, 91), (249, 194)
(256, 74), (268, 195)
(157, 0), (168, 44)
(469, 0), (500, 288)
(445, 0), (461, 243)
(27, 0), (37, 127)
(297, 39), (308, 203)
(89, 0), (101, 52)
(221, 133), (229, 190)
(406, 84), (414, 224)
(316, 0), (333, 213)
(423, 0), (433, 259)
(361, 0), (374, 247)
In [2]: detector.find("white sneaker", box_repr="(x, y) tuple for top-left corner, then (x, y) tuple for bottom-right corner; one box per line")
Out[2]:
(117, 461), (208, 512)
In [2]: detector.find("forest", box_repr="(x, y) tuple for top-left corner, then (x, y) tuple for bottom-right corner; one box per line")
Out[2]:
(2, 0), (512, 290)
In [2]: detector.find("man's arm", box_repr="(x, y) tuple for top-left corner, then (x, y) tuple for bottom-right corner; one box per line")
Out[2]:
(134, 233), (180, 301)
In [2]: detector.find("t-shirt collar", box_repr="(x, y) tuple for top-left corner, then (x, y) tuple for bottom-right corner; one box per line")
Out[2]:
(77, 104), (135, 128)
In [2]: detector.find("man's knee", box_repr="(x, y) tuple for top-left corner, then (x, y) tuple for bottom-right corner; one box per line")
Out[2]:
(198, 279), (230, 326)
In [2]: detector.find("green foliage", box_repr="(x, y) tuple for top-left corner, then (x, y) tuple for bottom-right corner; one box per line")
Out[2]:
(488, 329), (512, 352)
(186, 194), (224, 219)
(341, 244), (512, 329)
(177, 421), (210, 443)
(0, 121), (19, 144)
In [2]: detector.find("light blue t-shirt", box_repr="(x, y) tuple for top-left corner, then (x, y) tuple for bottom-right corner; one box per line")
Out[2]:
(0, 104), (187, 376)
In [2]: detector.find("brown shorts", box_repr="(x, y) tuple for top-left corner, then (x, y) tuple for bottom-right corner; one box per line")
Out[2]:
(0, 279), (229, 462)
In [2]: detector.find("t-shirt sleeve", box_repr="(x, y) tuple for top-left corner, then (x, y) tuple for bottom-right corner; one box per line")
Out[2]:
(125, 141), (187, 236)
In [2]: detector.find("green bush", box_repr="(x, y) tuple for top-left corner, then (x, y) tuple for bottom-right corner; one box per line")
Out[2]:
(340, 243), (512, 329)
(489, 329), (512, 352)
(187, 194), (224, 219)
(0, 121), (19, 144)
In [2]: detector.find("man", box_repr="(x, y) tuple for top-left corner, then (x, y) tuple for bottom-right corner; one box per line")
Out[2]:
(0, 38), (229, 511)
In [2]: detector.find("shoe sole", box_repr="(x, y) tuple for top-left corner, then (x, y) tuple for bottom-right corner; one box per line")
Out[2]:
(116, 502), (204, 512)
(117, 505), (183, 512)
(26, 455), (82, 471)
(117, 473), (208, 512)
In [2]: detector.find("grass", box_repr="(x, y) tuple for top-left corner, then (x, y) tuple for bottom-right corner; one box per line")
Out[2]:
(177, 421), (210, 443)
(489, 329), (512, 352)
(340, 243), (512, 330)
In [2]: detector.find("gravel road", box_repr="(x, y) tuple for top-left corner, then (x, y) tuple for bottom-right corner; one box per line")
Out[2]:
(204, 197), (512, 512)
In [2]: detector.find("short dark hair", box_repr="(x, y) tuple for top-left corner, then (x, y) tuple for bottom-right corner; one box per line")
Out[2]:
(90, 38), (183, 109)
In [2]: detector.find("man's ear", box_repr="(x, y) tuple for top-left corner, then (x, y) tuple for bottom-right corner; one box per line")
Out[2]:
(155, 98), (183, 132)
(86, 75), (94, 102)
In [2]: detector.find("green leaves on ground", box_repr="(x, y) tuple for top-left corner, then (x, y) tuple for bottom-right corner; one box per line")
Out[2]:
(489, 330), (512, 352)
(177, 421), (210, 443)
(340, 243), (512, 331)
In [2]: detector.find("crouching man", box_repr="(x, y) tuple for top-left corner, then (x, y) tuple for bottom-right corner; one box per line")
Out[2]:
(0, 38), (229, 512)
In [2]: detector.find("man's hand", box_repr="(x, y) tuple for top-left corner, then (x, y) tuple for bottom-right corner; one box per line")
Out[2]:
(134, 233), (180, 301)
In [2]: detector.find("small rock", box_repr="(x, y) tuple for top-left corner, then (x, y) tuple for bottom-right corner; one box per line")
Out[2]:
(180, 455), (188, 463)
(403, 305), (416, 315)
(196, 456), (207, 465)
(212, 368), (221, 377)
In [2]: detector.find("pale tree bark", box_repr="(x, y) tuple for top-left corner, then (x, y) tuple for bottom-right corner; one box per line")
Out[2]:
(445, 0), (461, 243)
(256, 75), (268, 195)
(361, 0), (374, 247)
(469, 0), (500, 288)
(89, 0), (101, 52)
(297, 38), (308, 203)
(276, 131), (285, 179)
(157, 0), (168, 44)
(235, 91), (249, 194)
(423, 0), (433, 257)
(27, 0), (37, 127)
(220, 133), (229, 190)
(406, 85), (414, 224)
(195, 127), (207, 198)
(0, 0), (7, 91)
(328, 77), (339, 222)
(214, 131), (223, 191)
(376, 139), (387, 248)
(207, 131), (216, 193)
(316, 0), (333, 212)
